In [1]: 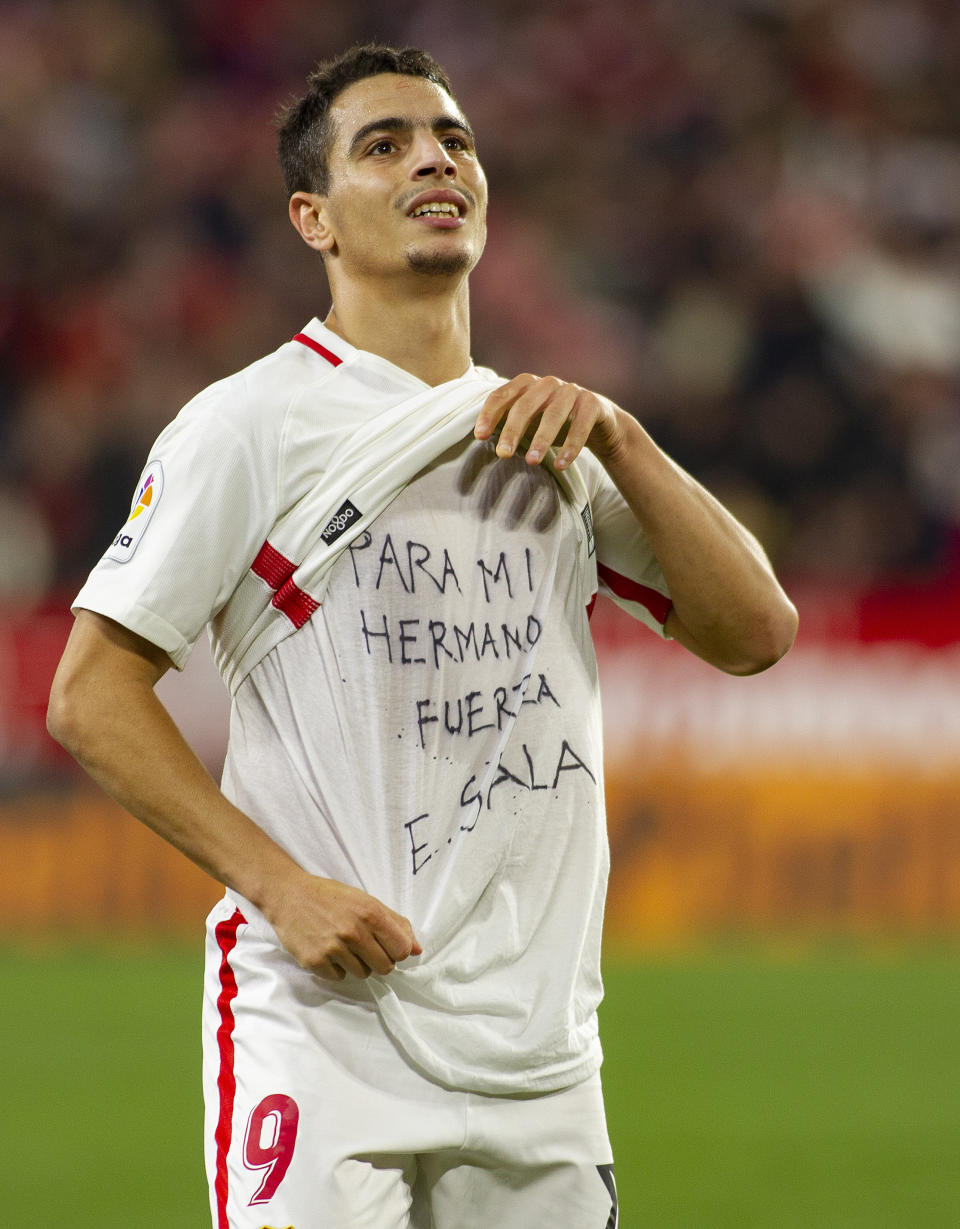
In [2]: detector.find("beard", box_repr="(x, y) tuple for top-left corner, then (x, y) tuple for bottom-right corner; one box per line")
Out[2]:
(404, 245), (475, 277)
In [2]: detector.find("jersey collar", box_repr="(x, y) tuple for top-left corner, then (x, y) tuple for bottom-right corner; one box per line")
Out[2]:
(295, 317), (479, 392)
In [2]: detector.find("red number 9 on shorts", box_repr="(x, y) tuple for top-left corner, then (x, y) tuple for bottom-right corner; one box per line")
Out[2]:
(243, 1092), (300, 1205)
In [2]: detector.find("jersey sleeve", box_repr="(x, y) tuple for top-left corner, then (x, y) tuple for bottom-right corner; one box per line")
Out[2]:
(578, 450), (673, 638)
(72, 375), (280, 669)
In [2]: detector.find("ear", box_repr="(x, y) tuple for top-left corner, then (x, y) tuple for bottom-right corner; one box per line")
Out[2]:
(288, 191), (336, 254)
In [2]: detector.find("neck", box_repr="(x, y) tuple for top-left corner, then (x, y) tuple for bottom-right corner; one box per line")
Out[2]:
(323, 272), (472, 386)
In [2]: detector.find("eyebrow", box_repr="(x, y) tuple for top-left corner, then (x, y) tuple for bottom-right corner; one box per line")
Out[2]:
(347, 114), (476, 156)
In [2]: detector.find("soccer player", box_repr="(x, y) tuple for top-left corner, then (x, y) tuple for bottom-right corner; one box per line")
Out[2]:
(48, 44), (797, 1229)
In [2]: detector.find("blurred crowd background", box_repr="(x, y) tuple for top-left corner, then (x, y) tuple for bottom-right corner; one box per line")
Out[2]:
(5, 14), (959, 1222)
(4, 0), (960, 604)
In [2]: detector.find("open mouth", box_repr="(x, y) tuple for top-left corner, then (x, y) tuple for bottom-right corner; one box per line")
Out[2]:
(410, 201), (462, 219)
(405, 191), (469, 227)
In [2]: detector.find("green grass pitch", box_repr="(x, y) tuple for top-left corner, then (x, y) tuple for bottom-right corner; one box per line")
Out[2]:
(3, 941), (959, 1226)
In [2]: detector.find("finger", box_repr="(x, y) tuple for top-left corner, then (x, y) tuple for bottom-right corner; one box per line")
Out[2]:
(363, 930), (422, 975)
(494, 378), (565, 459)
(522, 382), (583, 465)
(373, 914), (421, 964)
(474, 374), (538, 440)
(328, 945), (374, 980)
(552, 389), (599, 469)
(315, 958), (348, 982)
(356, 935), (399, 976)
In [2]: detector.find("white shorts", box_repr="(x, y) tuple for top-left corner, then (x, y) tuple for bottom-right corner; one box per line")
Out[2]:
(201, 897), (618, 1229)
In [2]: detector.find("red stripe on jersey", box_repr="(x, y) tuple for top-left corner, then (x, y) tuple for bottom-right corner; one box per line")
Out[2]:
(251, 540), (296, 589)
(597, 562), (672, 625)
(293, 331), (343, 366)
(214, 908), (245, 1229)
(586, 591), (598, 621)
(272, 577), (320, 628)
(251, 541), (320, 628)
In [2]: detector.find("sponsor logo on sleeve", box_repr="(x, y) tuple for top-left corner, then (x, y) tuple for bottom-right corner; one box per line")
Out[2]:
(320, 498), (361, 546)
(105, 460), (164, 563)
(580, 502), (596, 556)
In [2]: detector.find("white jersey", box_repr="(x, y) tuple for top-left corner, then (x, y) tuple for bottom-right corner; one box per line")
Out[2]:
(74, 319), (672, 1094)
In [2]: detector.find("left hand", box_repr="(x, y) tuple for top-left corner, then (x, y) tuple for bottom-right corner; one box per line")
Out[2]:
(474, 373), (624, 470)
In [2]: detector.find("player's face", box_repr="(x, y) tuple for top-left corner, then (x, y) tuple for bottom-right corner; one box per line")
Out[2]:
(317, 73), (487, 282)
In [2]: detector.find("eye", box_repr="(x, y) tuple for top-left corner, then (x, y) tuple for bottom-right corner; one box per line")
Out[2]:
(442, 135), (468, 152)
(368, 138), (397, 156)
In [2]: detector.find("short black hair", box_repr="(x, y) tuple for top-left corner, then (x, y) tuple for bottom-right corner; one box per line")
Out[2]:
(276, 43), (457, 197)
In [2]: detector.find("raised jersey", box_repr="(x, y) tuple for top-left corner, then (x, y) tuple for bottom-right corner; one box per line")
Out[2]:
(74, 319), (672, 1093)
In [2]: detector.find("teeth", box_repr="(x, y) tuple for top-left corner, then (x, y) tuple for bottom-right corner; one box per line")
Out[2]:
(412, 201), (460, 218)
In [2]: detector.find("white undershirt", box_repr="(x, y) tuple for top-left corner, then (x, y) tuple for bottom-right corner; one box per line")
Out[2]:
(224, 436), (609, 1093)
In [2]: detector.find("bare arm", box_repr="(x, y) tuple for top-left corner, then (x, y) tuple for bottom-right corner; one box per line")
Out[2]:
(47, 610), (421, 978)
(475, 375), (798, 675)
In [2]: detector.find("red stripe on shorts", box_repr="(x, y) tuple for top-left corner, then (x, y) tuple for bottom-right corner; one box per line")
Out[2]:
(251, 541), (319, 629)
(214, 908), (246, 1229)
(597, 562), (673, 625)
(293, 331), (343, 366)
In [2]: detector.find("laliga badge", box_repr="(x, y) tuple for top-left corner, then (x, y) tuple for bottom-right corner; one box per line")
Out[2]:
(106, 460), (163, 563)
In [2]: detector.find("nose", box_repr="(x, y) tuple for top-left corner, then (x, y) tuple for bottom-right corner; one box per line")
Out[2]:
(410, 133), (457, 179)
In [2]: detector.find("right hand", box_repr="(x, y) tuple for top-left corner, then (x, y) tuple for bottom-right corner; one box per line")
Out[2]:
(266, 871), (422, 981)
